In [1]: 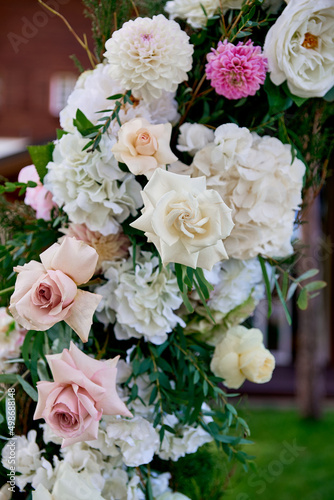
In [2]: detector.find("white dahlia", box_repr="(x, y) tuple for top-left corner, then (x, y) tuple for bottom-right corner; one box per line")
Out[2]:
(104, 15), (193, 103)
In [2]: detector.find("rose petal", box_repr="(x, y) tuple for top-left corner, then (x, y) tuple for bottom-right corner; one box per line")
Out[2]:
(34, 382), (64, 420)
(92, 367), (133, 417)
(67, 341), (118, 378)
(41, 237), (98, 285)
(46, 357), (106, 401)
(64, 289), (102, 343)
(9, 261), (45, 306)
(61, 418), (100, 447)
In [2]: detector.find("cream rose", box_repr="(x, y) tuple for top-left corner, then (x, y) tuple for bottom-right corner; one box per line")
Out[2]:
(9, 237), (102, 343)
(112, 117), (177, 178)
(34, 342), (132, 446)
(210, 325), (275, 388)
(130, 169), (234, 270)
(263, 0), (334, 98)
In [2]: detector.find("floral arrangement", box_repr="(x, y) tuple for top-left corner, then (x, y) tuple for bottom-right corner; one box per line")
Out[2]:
(0, 0), (333, 498)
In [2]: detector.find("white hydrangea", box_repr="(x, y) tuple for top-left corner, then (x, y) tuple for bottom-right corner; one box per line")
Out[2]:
(44, 132), (143, 236)
(104, 15), (193, 103)
(87, 426), (122, 460)
(32, 462), (105, 500)
(101, 467), (145, 500)
(0, 307), (24, 374)
(204, 258), (265, 314)
(158, 412), (213, 461)
(60, 441), (106, 486)
(31, 456), (60, 492)
(2, 431), (42, 491)
(157, 493), (192, 500)
(103, 415), (160, 467)
(40, 423), (63, 446)
(192, 123), (305, 259)
(60, 63), (179, 133)
(96, 250), (184, 344)
(176, 123), (214, 156)
(165, 0), (243, 28)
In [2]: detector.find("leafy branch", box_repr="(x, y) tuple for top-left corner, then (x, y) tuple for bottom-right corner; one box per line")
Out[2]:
(73, 91), (133, 152)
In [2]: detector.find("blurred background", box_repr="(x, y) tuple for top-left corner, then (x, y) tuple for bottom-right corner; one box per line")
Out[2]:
(0, 1), (334, 499)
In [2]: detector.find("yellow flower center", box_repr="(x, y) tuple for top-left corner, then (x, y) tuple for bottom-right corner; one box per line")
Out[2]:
(302, 32), (318, 50)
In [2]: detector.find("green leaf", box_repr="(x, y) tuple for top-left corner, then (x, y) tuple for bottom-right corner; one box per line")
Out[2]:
(225, 403), (237, 416)
(324, 85), (334, 102)
(297, 288), (308, 310)
(149, 385), (158, 405)
(282, 82), (308, 107)
(264, 77), (293, 115)
(73, 109), (98, 137)
(21, 330), (36, 370)
(0, 374), (18, 384)
(258, 256), (272, 317)
(296, 268), (319, 282)
(17, 376), (38, 402)
(194, 280), (214, 322)
(304, 280), (327, 292)
(145, 474), (154, 500)
(275, 277), (292, 325)
(286, 281), (299, 301)
(56, 129), (68, 140)
(107, 93), (124, 100)
(282, 272), (289, 300)
(194, 370), (200, 384)
(27, 143), (55, 182)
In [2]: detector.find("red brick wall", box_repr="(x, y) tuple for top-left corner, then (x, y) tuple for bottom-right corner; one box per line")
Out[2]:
(0, 0), (93, 143)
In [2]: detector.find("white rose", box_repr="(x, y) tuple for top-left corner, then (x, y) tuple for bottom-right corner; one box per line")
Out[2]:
(210, 325), (275, 389)
(112, 118), (177, 178)
(177, 123), (214, 156)
(264, 0), (334, 98)
(131, 169), (234, 270)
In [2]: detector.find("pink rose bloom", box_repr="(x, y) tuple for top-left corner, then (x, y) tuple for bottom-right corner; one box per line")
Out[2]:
(18, 164), (56, 220)
(34, 342), (132, 446)
(205, 39), (268, 100)
(9, 237), (102, 343)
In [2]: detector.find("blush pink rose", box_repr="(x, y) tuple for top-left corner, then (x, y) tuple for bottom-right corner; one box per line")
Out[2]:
(18, 164), (56, 220)
(9, 237), (102, 343)
(34, 342), (132, 446)
(111, 117), (178, 178)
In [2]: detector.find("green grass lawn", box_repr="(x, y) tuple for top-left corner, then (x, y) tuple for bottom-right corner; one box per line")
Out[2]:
(171, 407), (334, 500)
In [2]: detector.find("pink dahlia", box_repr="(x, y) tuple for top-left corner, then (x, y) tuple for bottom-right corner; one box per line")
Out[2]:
(205, 39), (268, 99)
